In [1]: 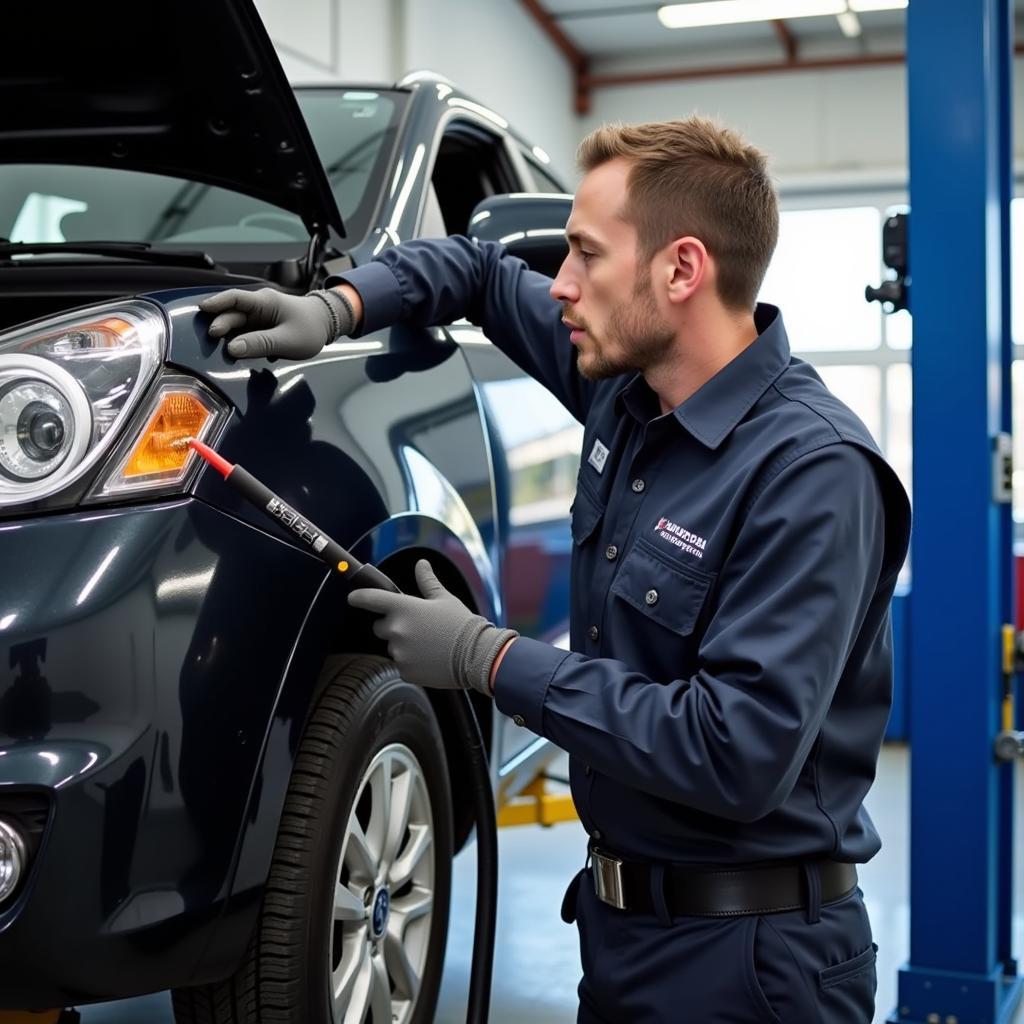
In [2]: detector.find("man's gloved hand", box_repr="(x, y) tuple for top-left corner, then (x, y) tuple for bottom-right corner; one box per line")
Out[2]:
(348, 559), (518, 695)
(199, 287), (356, 359)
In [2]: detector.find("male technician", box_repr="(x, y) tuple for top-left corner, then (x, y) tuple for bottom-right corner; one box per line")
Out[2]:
(201, 116), (911, 1023)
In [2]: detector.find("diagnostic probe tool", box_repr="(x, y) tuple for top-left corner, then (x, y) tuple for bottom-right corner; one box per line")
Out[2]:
(186, 436), (497, 1024)
(187, 437), (398, 593)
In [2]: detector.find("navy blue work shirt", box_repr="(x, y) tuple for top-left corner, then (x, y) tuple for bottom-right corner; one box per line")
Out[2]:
(336, 236), (912, 867)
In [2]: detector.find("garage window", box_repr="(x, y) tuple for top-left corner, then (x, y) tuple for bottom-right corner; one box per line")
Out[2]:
(758, 201), (908, 475)
(760, 196), (911, 581)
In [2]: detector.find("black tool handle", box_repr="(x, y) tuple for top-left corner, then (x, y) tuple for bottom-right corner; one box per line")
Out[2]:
(348, 562), (401, 594)
(227, 466), (401, 592)
(227, 465), (355, 567)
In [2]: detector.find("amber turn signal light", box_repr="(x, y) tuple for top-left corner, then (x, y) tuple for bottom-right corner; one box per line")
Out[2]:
(122, 391), (212, 478)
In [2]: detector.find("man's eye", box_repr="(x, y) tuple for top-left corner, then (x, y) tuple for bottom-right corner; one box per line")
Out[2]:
(580, 251), (596, 262)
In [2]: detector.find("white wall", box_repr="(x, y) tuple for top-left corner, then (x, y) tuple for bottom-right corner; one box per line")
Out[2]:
(254, 0), (578, 180)
(584, 52), (1024, 194)
(401, 0), (578, 179)
(584, 64), (908, 189)
(254, 0), (400, 84)
(253, 1), (1024, 194)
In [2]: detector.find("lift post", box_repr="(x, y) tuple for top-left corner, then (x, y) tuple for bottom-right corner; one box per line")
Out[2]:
(896, 1), (1022, 1022)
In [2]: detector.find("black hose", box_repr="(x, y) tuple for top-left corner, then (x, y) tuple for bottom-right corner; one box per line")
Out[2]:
(349, 559), (498, 1022)
(449, 689), (498, 1024)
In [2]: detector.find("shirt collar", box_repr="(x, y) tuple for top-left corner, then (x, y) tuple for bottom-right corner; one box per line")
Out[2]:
(613, 303), (791, 450)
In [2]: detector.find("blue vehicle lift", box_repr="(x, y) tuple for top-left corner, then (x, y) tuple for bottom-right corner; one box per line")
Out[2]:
(893, 0), (1023, 1021)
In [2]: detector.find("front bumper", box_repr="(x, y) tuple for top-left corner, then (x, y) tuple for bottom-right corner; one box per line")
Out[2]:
(0, 497), (325, 1008)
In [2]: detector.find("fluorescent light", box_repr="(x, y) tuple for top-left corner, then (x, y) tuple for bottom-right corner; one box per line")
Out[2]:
(837, 10), (862, 36)
(659, 1), (844, 28)
(657, 0), (904, 29)
(850, 0), (906, 10)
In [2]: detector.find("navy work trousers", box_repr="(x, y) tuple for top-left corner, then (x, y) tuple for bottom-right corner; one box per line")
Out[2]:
(565, 866), (878, 1023)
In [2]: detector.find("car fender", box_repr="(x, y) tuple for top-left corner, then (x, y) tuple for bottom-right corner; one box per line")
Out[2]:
(187, 511), (497, 985)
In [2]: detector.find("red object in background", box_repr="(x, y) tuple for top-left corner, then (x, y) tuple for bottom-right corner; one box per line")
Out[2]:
(503, 540), (551, 619)
(1016, 557), (1024, 628)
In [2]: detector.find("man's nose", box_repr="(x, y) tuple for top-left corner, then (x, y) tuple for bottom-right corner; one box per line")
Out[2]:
(549, 257), (579, 304)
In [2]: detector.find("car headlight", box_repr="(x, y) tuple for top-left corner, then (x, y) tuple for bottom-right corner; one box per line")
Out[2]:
(0, 302), (164, 507)
(0, 818), (27, 905)
(0, 356), (91, 482)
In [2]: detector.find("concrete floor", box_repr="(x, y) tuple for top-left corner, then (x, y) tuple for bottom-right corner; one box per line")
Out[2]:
(76, 745), (1023, 1024)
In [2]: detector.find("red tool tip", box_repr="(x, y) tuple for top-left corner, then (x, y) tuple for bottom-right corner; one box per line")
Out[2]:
(188, 438), (234, 478)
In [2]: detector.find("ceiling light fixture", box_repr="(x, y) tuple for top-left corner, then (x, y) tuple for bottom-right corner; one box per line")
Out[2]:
(836, 10), (862, 36)
(849, 0), (907, 10)
(657, 0), (906, 30)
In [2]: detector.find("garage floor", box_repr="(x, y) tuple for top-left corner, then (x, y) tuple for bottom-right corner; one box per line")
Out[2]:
(77, 746), (1023, 1024)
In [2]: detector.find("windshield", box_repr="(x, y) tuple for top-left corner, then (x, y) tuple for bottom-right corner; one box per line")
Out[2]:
(0, 89), (406, 248)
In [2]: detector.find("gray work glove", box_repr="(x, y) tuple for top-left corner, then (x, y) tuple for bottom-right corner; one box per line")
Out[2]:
(348, 559), (518, 695)
(199, 286), (356, 359)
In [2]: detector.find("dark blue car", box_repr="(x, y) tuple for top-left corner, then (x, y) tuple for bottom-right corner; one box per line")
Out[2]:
(0, 3), (579, 1021)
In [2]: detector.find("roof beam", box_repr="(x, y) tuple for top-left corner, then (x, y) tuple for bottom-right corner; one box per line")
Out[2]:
(585, 52), (902, 90)
(771, 18), (799, 63)
(584, 42), (1024, 92)
(519, 5), (1021, 115)
(519, 0), (592, 114)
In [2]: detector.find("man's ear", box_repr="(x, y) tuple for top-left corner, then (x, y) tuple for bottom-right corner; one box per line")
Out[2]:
(664, 236), (709, 305)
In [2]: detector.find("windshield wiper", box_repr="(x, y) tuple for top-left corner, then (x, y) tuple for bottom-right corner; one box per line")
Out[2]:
(0, 241), (217, 269)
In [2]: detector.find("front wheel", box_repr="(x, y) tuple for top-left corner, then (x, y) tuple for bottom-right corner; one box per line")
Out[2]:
(172, 655), (454, 1024)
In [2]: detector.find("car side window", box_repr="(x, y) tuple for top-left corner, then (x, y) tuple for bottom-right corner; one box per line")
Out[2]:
(429, 122), (519, 235)
(524, 157), (567, 195)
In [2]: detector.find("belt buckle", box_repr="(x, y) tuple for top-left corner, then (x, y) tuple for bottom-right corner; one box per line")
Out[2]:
(592, 848), (627, 910)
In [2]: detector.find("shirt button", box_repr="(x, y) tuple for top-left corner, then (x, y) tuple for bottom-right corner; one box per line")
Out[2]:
(631, 478), (645, 493)
(592, 829), (603, 841)
(584, 764), (592, 776)
(588, 625), (599, 641)
(512, 714), (525, 727)
(645, 588), (659, 605)
(605, 544), (618, 561)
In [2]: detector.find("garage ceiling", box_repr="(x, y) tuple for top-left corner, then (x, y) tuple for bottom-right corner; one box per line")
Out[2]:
(547, 1), (904, 57)
(521, 0), (1024, 113)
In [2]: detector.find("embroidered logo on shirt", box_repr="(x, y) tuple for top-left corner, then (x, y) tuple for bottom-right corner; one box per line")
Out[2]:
(588, 438), (610, 474)
(654, 517), (707, 559)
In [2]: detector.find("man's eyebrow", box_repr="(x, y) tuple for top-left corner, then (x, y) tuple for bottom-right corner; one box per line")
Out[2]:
(566, 229), (603, 249)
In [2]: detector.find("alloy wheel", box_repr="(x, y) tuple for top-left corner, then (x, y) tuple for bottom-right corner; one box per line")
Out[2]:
(329, 743), (436, 1024)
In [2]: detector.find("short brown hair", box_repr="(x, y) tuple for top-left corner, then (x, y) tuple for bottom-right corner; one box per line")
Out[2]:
(577, 116), (778, 312)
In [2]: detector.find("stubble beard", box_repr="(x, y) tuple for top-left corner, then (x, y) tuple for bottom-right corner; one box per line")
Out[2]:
(573, 273), (675, 382)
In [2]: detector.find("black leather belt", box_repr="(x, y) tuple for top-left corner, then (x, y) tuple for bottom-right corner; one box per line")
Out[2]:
(589, 846), (858, 916)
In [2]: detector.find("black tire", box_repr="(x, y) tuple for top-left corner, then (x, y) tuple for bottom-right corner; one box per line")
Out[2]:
(172, 655), (454, 1024)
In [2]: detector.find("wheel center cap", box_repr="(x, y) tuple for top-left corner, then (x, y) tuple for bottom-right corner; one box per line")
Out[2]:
(371, 888), (390, 939)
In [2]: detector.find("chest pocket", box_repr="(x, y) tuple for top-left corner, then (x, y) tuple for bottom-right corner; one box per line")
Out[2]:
(611, 538), (714, 637)
(570, 481), (605, 546)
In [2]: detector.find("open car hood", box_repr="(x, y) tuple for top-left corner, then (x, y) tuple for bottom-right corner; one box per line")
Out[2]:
(2, 0), (344, 238)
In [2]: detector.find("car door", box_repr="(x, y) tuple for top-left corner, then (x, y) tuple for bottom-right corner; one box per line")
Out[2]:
(415, 115), (582, 791)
